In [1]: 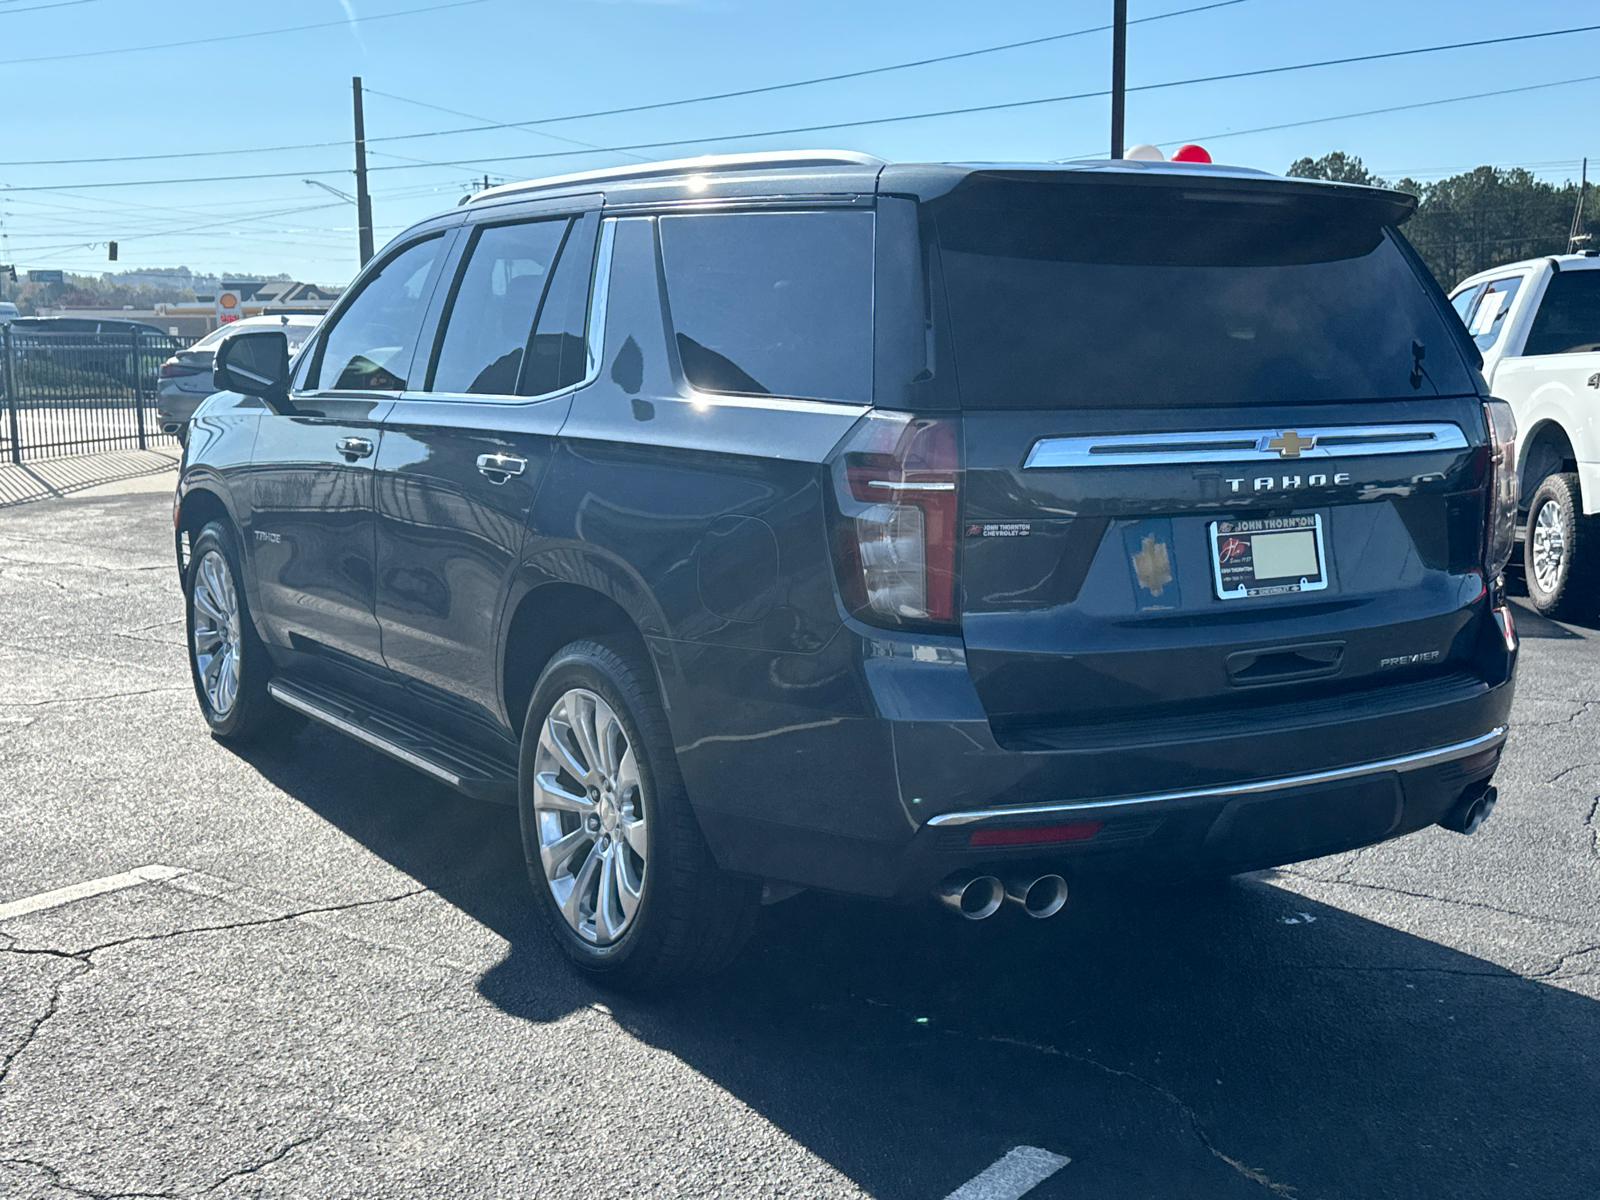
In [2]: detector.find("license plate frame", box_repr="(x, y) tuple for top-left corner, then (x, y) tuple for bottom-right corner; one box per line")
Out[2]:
(1209, 514), (1328, 601)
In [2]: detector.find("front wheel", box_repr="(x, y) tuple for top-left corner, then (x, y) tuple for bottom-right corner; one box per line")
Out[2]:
(185, 521), (299, 744)
(1524, 472), (1600, 622)
(518, 638), (760, 990)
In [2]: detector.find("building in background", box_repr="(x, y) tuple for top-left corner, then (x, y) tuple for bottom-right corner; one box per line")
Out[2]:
(40, 278), (343, 338)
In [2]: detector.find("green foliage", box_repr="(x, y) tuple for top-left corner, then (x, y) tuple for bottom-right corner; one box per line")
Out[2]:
(1286, 152), (1600, 289)
(4, 272), (195, 317)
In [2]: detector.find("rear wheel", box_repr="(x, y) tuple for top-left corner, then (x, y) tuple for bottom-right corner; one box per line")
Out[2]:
(518, 638), (760, 990)
(1524, 473), (1600, 622)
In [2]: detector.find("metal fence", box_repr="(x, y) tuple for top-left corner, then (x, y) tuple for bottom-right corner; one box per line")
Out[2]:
(0, 326), (192, 463)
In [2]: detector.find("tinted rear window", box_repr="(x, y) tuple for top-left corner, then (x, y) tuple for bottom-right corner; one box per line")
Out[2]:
(933, 180), (1477, 408)
(1524, 269), (1600, 355)
(659, 210), (874, 403)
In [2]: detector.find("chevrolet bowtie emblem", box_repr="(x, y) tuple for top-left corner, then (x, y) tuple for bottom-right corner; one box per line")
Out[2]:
(1264, 430), (1317, 458)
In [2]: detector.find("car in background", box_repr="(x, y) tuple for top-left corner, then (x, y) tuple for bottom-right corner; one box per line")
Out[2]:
(157, 314), (322, 440)
(0, 302), (19, 323)
(4, 315), (182, 392)
(1449, 253), (1600, 619)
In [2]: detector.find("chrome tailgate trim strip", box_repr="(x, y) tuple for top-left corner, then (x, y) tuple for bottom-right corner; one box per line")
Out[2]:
(1022, 422), (1469, 469)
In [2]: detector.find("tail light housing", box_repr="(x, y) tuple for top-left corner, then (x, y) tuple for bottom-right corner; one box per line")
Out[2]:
(160, 359), (204, 378)
(1483, 399), (1518, 581)
(827, 413), (960, 629)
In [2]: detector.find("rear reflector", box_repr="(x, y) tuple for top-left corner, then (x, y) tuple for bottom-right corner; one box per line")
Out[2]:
(968, 821), (1104, 848)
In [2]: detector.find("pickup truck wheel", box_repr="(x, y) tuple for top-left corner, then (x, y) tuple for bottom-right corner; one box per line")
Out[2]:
(185, 522), (300, 744)
(519, 638), (760, 990)
(1524, 473), (1600, 621)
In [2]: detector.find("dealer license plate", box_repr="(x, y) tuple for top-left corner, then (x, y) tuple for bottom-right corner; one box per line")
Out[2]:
(1209, 515), (1328, 600)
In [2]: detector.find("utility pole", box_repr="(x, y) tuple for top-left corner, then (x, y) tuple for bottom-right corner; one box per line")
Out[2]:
(1570, 157), (1590, 252)
(1110, 0), (1127, 159)
(352, 76), (375, 267)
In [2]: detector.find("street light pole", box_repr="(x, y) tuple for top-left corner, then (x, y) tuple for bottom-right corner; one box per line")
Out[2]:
(352, 76), (375, 267)
(1110, 0), (1127, 159)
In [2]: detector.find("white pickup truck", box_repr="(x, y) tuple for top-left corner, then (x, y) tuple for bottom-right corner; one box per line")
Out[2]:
(1450, 252), (1600, 619)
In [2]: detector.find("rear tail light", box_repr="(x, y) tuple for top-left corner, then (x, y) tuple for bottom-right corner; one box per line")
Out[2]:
(160, 360), (204, 378)
(827, 412), (960, 628)
(1483, 399), (1518, 581)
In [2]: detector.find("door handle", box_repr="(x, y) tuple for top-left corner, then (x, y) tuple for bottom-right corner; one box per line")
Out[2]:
(337, 436), (374, 461)
(477, 452), (527, 483)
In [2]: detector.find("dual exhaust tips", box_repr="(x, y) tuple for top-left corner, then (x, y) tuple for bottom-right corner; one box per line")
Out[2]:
(936, 870), (1069, 920)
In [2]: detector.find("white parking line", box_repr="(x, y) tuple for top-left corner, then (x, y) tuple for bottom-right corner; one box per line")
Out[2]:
(944, 1146), (1071, 1200)
(0, 864), (187, 923)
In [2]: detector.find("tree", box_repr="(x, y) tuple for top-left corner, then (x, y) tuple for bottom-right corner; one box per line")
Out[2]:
(1286, 152), (1600, 289)
(1287, 152), (1387, 187)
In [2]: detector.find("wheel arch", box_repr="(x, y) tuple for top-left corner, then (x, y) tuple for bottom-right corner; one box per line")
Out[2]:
(173, 483), (235, 580)
(500, 554), (669, 735)
(1517, 419), (1579, 510)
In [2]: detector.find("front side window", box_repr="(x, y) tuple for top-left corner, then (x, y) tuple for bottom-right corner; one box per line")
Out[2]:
(311, 235), (445, 391)
(1450, 283), (1484, 326)
(1465, 276), (1522, 352)
(1523, 270), (1600, 356)
(658, 210), (874, 403)
(430, 219), (569, 395)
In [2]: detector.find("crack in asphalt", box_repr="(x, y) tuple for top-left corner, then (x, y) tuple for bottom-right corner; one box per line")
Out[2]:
(1545, 762), (1600, 787)
(1513, 700), (1600, 727)
(1277, 870), (1593, 932)
(0, 888), (429, 1093)
(0, 686), (187, 709)
(0, 1127), (328, 1200)
(856, 997), (1299, 1197)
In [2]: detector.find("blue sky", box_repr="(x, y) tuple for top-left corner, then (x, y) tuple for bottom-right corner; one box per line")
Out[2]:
(2, 0), (1597, 284)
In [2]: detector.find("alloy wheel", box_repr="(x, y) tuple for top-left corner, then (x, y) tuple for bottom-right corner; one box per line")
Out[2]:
(1532, 499), (1567, 594)
(532, 687), (648, 945)
(191, 549), (242, 717)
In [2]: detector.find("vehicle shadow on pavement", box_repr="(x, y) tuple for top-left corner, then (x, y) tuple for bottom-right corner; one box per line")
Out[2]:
(232, 726), (1600, 1200)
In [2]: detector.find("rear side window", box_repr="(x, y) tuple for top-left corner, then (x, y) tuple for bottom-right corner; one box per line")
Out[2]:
(932, 181), (1478, 408)
(521, 213), (597, 396)
(1523, 270), (1600, 356)
(658, 210), (874, 403)
(430, 219), (568, 395)
(1464, 276), (1522, 351)
(312, 235), (445, 391)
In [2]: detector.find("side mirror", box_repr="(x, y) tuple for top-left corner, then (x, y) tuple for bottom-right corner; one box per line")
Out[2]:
(214, 330), (291, 409)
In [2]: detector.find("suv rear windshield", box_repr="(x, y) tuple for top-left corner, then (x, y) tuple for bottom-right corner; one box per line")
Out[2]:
(932, 179), (1476, 408)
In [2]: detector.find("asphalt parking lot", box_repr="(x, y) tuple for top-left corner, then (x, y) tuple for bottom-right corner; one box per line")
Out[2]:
(1, 482), (1597, 1200)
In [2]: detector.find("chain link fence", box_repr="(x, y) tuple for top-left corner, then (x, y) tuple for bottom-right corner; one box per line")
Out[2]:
(0, 326), (194, 463)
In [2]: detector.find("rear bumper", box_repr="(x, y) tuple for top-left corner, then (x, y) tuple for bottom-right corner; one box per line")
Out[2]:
(665, 616), (1516, 901)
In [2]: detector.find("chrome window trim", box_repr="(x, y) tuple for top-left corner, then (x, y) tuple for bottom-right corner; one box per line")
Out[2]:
(1022, 422), (1469, 469)
(925, 726), (1506, 827)
(583, 218), (618, 388)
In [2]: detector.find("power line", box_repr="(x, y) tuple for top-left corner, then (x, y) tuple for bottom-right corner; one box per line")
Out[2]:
(0, 0), (492, 67)
(0, 0), (112, 15)
(0, 0), (1247, 168)
(357, 18), (1600, 149)
(365, 88), (656, 164)
(1142, 71), (1600, 157)
(11, 21), (1600, 194)
(366, 0), (1253, 144)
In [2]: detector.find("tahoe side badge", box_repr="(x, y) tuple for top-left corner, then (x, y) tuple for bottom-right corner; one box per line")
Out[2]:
(1124, 519), (1181, 611)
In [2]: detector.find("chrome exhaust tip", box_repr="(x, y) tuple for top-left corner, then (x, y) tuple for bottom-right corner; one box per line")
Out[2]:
(935, 871), (1005, 920)
(1440, 785), (1497, 836)
(1006, 874), (1069, 919)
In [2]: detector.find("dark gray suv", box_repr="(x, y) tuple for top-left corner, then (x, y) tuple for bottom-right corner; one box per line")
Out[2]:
(175, 151), (1518, 988)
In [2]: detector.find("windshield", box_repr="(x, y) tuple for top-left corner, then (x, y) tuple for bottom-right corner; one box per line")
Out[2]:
(933, 180), (1478, 407)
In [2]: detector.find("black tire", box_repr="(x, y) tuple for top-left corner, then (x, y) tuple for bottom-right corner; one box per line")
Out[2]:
(184, 521), (300, 744)
(518, 638), (760, 990)
(1523, 473), (1600, 622)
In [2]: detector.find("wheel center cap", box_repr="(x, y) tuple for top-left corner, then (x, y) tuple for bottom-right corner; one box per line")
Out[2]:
(598, 795), (617, 831)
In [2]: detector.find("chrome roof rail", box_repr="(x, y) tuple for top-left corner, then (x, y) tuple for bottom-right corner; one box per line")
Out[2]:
(468, 150), (886, 204)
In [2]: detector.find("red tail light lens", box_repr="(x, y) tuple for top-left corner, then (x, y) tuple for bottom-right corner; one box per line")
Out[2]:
(828, 413), (960, 627)
(1483, 399), (1518, 581)
(160, 360), (203, 378)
